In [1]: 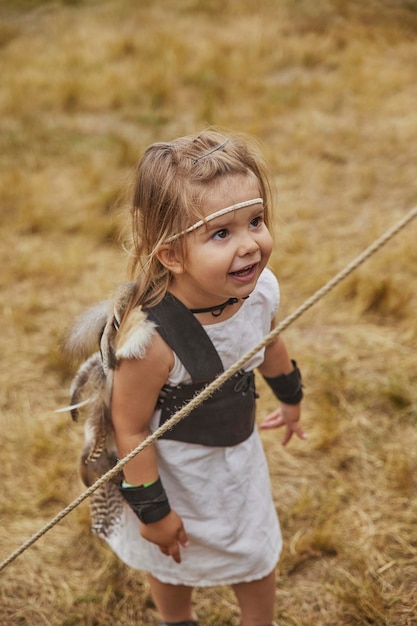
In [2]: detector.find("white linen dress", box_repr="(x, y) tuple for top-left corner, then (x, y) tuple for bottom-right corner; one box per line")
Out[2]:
(105, 268), (282, 586)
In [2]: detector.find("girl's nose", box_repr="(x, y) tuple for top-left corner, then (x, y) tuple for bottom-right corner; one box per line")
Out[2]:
(237, 232), (259, 256)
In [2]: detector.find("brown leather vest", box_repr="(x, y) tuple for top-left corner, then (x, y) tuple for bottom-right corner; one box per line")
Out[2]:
(146, 293), (257, 447)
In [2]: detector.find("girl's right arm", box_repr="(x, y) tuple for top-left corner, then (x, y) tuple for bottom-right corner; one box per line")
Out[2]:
(111, 332), (189, 563)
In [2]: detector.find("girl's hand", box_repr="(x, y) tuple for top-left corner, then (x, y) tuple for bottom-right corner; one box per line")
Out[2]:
(140, 510), (190, 563)
(260, 404), (307, 446)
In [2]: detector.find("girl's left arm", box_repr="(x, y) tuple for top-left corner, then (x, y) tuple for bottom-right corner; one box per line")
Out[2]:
(257, 325), (306, 446)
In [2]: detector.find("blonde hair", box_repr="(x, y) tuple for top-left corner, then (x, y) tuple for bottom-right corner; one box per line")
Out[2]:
(125, 128), (272, 313)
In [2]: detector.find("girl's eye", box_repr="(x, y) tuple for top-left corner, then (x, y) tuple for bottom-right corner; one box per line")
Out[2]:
(250, 215), (263, 228)
(212, 228), (229, 240)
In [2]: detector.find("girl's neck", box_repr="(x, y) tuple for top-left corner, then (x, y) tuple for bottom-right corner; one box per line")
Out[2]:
(167, 283), (246, 324)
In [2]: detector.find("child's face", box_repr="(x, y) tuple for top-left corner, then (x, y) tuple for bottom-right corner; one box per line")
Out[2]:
(171, 173), (273, 308)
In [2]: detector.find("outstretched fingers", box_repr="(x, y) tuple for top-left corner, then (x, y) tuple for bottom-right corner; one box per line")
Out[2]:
(260, 406), (307, 446)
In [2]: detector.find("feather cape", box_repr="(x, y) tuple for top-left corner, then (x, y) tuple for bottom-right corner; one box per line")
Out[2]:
(65, 282), (156, 537)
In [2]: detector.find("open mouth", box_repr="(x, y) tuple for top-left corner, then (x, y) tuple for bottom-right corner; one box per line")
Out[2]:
(230, 263), (257, 277)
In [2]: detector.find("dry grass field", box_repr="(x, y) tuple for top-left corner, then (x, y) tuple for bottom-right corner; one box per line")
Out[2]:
(1, 0), (417, 624)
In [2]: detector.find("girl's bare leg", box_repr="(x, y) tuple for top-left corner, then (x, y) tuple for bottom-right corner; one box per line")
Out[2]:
(148, 573), (196, 623)
(232, 569), (276, 626)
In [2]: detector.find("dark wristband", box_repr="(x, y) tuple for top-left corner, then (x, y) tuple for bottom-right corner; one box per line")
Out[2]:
(262, 359), (303, 405)
(119, 477), (171, 524)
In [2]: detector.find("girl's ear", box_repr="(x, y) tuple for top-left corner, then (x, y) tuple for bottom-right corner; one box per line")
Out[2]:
(156, 244), (184, 275)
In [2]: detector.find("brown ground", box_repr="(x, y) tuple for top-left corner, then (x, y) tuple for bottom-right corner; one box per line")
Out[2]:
(1, 1), (416, 624)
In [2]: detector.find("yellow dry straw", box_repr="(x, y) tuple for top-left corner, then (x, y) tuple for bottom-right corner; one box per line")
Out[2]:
(1, 203), (416, 573)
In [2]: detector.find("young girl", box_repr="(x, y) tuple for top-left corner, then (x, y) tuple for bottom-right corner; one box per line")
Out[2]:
(92, 130), (305, 626)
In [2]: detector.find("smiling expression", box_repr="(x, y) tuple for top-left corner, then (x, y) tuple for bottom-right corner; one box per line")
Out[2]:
(167, 173), (273, 311)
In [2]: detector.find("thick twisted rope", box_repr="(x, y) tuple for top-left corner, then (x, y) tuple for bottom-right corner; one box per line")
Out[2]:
(1, 203), (416, 573)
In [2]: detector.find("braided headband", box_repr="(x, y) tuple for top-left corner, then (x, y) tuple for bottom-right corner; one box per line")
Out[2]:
(165, 197), (263, 243)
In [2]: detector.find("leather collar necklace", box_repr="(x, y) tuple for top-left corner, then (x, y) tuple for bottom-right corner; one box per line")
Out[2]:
(190, 296), (248, 317)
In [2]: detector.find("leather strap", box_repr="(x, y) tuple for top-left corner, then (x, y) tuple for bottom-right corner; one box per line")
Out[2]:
(145, 292), (224, 382)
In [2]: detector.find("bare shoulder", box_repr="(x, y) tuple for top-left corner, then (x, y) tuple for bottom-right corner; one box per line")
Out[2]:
(115, 330), (174, 388)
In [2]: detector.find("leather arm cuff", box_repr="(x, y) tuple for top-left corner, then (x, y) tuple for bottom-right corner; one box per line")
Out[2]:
(119, 477), (171, 524)
(262, 359), (303, 405)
